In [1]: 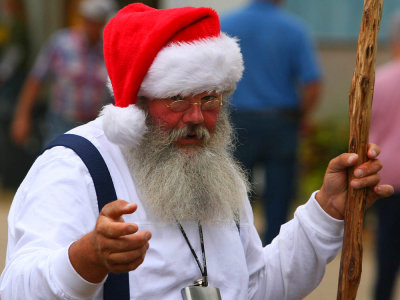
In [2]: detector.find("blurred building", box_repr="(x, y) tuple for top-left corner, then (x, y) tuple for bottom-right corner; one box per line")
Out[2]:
(285, 0), (398, 43)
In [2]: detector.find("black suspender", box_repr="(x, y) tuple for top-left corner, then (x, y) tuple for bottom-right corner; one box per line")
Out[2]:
(42, 134), (130, 300)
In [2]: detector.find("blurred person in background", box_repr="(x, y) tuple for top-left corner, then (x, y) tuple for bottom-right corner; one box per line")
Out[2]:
(221, 0), (322, 245)
(369, 11), (400, 300)
(0, 0), (31, 188)
(10, 0), (116, 147)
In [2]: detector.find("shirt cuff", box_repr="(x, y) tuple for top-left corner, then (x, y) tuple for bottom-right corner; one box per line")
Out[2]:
(51, 245), (106, 299)
(299, 191), (344, 239)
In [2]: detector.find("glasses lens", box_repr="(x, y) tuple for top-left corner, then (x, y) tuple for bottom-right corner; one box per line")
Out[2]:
(168, 100), (190, 112)
(201, 99), (221, 111)
(166, 99), (221, 112)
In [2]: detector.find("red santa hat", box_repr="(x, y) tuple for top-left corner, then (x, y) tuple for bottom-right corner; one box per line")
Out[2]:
(101, 3), (243, 147)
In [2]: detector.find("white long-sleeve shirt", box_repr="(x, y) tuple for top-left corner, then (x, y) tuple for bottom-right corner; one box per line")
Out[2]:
(0, 117), (344, 300)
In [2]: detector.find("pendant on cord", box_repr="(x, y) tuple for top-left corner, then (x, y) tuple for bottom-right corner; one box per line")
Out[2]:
(177, 221), (222, 300)
(181, 282), (222, 300)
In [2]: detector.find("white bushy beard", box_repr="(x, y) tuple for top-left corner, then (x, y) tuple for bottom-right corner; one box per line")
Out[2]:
(121, 107), (250, 225)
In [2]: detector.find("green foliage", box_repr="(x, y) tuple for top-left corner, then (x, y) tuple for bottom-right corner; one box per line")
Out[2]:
(295, 119), (349, 205)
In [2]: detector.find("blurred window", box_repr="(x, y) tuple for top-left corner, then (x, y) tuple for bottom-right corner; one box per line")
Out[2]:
(285, 0), (399, 44)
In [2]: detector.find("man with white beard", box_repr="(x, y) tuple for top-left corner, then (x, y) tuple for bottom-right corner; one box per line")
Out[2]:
(0, 3), (393, 300)
(127, 96), (247, 225)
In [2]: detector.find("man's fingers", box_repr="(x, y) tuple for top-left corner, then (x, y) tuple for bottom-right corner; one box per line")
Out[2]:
(365, 184), (394, 208)
(100, 200), (137, 220)
(327, 153), (358, 173)
(373, 184), (394, 198)
(353, 159), (382, 178)
(96, 230), (152, 273)
(97, 200), (139, 238)
(329, 149), (382, 176)
(97, 220), (138, 238)
(106, 255), (147, 273)
(98, 230), (151, 252)
(107, 243), (149, 266)
(367, 143), (380, 159)
(350, 174), (380, 189)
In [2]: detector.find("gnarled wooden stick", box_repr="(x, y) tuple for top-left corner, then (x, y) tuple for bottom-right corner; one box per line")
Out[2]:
(337, 0), (383, 299)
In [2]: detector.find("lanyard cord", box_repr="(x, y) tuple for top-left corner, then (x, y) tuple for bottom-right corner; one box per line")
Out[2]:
(177, 221), (208, 287)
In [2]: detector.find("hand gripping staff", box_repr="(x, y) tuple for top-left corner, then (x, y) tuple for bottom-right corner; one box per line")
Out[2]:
(337, 0), (383, 299)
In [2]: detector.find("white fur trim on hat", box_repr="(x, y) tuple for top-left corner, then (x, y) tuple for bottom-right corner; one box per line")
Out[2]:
(138, 33), (244, 98)
(101, 104), (147, 147)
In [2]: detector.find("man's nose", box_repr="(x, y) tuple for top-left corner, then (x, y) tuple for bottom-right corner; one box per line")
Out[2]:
(182, 102), (204, 125)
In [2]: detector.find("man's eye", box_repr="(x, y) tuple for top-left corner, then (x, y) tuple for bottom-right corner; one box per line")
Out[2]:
(170, 95), (184, 101)
(202, 95), (217, 102)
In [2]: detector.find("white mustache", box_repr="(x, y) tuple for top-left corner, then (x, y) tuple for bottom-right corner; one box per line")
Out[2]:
(169, 125), (211, 143)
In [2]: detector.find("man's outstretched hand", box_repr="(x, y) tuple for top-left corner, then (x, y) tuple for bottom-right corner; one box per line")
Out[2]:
(69, 200), (152, 283)
(316, 143), (394, 220)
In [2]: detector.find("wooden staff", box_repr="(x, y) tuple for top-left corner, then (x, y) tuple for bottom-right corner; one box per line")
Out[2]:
(337, 0), (383, 299)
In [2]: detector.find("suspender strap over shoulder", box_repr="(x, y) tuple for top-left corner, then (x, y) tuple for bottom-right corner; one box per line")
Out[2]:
(42, 134), (130, 300)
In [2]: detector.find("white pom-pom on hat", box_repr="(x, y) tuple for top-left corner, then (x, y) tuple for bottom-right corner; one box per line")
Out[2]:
(101, 104), (147, 148)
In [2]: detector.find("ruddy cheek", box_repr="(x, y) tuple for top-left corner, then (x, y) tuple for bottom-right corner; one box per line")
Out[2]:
(203, 111), (220, 132)
(154, 118), (175, 130)
(149, 107), (181, 129)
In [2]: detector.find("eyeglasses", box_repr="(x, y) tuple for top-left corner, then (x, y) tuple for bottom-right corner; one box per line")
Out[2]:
(162, 94), (223, 112)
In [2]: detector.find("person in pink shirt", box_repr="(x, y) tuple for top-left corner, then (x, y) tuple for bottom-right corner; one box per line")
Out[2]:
(369, 12), (400, 300)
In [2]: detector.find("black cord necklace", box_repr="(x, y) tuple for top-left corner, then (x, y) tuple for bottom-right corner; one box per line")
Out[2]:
(177, 221), (208, 287)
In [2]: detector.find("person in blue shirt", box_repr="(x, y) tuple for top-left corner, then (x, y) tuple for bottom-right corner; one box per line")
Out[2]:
(221, 0), (322, 244)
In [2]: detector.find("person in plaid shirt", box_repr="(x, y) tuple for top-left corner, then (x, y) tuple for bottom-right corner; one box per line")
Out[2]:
(10, 0), (115, 145)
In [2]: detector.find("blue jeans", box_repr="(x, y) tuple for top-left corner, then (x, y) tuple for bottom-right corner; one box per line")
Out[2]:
(374, 193), (400, 300)
(231, 110), (299, 245)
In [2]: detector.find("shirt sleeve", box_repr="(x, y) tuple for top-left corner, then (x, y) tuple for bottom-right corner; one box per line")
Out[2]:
(247, 191), (343, 299)
(0, 147), (105, 300)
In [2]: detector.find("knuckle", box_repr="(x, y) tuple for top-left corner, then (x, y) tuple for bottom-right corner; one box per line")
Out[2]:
(103, 226), (114, 237)
(111, 224), (125, 237)
(129, 257), (145, 270)
(137, 235), (147, 245)
(109, 265), (124, 274)
(96, 217), (108, 233)
(101, 200), (121, 215)
(137, 247), (147, 258)
(365, 174), (380, 186)
(328, 159), (335, 168)
(107, 254), (123, 266)
(131, 248), (146, 263)
(98, 244), (110, 257)
(99, 206), (110, 217)
(138, 255), (145, 265)
(131, 233), (146, 246)
(374, 173), (381, 183)
(115, 238), (127, 251)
